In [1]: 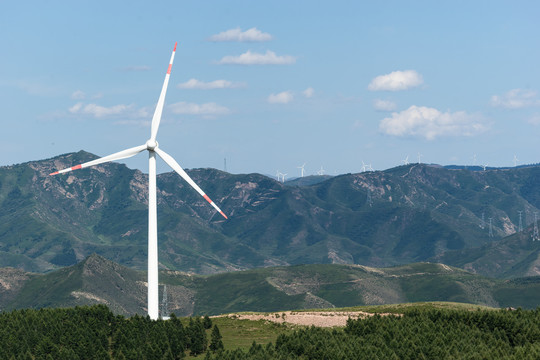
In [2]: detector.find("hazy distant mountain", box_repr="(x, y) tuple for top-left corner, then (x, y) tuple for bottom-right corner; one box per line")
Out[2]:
(1, 151), (540, 277)
(284, 174), (334, 187)
(1, 254), (538, 316)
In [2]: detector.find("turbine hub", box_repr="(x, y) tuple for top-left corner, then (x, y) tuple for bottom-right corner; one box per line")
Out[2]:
(146, 140), (158, 150)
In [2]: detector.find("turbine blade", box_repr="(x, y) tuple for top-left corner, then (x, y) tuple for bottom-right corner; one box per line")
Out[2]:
(49, 144), (147, 175)
(155, 147), (228, 219)
(150, 42), (177, 142)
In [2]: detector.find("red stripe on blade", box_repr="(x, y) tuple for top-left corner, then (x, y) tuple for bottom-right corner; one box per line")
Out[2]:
(49, 171), (59, 176)
(173, 42), (177, 51)
(219, 211), (228, 220)
(72, 164), (82, 171)
(167, 64), (172, 74)
(203, 194), (212, 204)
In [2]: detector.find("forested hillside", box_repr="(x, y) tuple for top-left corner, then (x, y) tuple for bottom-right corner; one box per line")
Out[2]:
(2, 255), (539, 316)
(208, 307), (540, 359)
(2, 305), (539, 359)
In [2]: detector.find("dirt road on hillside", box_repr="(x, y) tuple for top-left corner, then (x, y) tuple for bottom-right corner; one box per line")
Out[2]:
(223, 310), (397, 327)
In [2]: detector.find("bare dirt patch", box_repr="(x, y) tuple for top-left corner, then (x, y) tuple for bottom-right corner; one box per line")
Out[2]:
(223, 310), (397, 328)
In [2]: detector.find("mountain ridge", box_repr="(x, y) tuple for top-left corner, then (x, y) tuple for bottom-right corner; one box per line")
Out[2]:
(1, 151), (540, 278)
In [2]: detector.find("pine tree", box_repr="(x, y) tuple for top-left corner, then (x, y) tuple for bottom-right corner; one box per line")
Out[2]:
(203, 315), (212, 329)
(209, 325), (224, 353)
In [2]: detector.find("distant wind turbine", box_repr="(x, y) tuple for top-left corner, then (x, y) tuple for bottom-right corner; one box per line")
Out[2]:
(297, 163), (306, 177)
(49, 43), (227, 320)
(513, 155), (519, 167)
(402, 155), (409, 165)
(361, 161), (368, 172)
(317, 166), (325, 176)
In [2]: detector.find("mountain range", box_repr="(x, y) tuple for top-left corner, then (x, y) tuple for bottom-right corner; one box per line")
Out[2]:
(1, 151), (540, 278)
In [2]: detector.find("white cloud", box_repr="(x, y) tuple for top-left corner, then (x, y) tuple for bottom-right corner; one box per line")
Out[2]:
(209, 27), (272, 42)
(490, 89), (540, 109)
(373, 99), (396, 111)
(527, 113), (540, 125)
(303, 87), (315, 98)
(69, 102), (149, 119)
(168, 101), (230, 116)
(14, 80), (58, 96)
(218, 50), (296, 65)
(71, 90), (86, 100)
(379, 105), (487, 140)
(368, 70), (423, 91)
(177, 78), (245, 90)
(268, 91), (294, 104)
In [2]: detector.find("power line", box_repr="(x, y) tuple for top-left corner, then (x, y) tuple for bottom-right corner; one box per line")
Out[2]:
(533, 213), (539, 241)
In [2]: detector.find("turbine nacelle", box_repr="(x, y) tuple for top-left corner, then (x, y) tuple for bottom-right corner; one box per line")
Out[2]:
(146, 140), (158, 151)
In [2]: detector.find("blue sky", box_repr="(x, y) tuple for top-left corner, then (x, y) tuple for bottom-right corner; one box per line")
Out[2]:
(1, 1), (539, 176)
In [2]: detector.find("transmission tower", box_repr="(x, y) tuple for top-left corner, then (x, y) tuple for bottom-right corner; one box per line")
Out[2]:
(161, 284), (169, 319)
(518, 211), (523, 233)
(480, 212), (485, 229)
(488, 218), (494, 238)
(533, 213), (539, 241)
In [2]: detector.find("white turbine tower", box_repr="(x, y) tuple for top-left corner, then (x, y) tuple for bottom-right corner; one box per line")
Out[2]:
(513, 155), (519, 167)
(402, 155), (409, 165)
(49, 43), (227, 320)
(361, 161), (368, 172)
(297, 163), (306, 177)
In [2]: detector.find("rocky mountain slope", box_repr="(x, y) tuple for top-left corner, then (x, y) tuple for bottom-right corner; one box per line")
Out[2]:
(1, 151), (540, 277)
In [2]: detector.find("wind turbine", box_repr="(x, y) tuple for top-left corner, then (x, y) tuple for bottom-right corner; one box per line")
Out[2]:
(317, 166), (325, 176)
(402, 155), (409, 165)
(297, 163), (306, 177)
(361, 161), (368, 172)
(49, 43), (227, 320)
(513, 155), (519, 167)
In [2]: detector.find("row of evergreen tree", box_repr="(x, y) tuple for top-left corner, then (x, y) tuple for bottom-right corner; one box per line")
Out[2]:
(0, 305), (222, 359)
(207, 308), (540, 359)
(2, 305), (540, 359)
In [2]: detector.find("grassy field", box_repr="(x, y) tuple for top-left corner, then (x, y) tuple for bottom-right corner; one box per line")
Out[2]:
(186, 317), (293, 359)
(185, 301), (501, 358)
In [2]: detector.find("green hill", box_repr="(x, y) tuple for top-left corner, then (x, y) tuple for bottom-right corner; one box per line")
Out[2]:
(2, 255), (538, 316)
